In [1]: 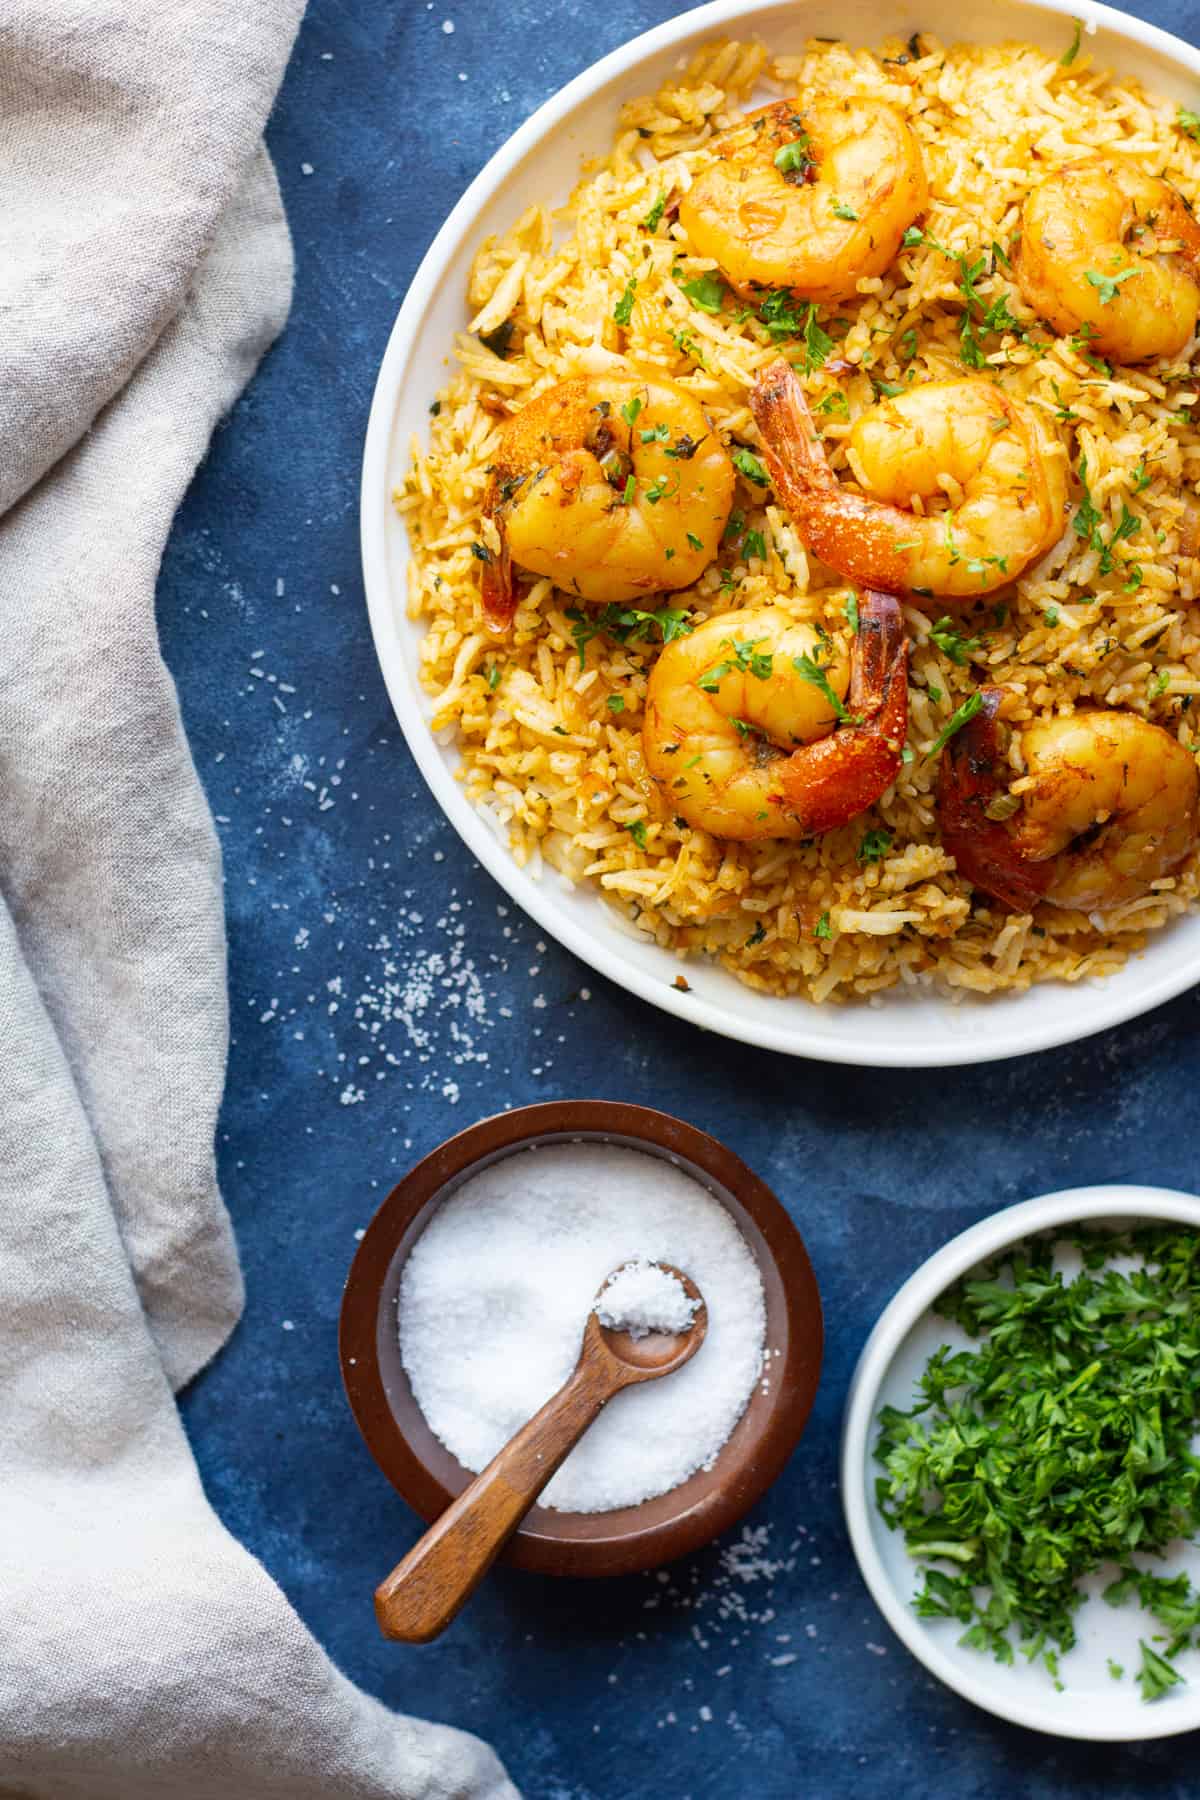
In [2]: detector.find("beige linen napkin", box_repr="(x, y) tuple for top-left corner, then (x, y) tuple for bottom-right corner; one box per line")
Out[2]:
(0, 6), (515, 1795)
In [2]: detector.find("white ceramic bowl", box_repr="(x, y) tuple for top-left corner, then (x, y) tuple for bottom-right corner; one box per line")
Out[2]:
(841, 1184), (1200, 1740)
(360, 0), (1200, 1066)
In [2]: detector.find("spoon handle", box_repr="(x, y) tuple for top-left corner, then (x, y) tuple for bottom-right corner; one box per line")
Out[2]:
(375, 1351), (618, 1642)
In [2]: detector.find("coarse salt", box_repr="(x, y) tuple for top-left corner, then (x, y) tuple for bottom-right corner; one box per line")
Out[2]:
(594, 1259), (698, 1339)
(398, 1143), (767, 1512)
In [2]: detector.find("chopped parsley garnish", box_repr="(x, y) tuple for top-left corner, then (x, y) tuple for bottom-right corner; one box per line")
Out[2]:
(1073, 457), (1141, 574)
(640, 421), (670, 443)
(1061, 17), (1083, 64)
(773, 135), (813, 180)
(813, 911), (832, 939)
(759, 289), (806, 339)
(1178, 107), (1200, 143)
(876, 1226), (1200, 1695)
(613, 276), (638, 326)
(680, 270), (726, 314)
(566, 603), (693, 666)
(1044, 604), (1060, 627)
(928, 689), (984, 755)
(686, 531), (704, 552)
(816, 390), (850, 417)
(623, 820), (648, 849)
(643, 474), (675, 505)
(832, 199), (859, 221)
(792, 653), (850, 722)
(801, 303), (834, 373)
(898, 328), (918, 362)
(619, 395), (643, 428)
(857, 828), (892, 864)
(1149, 670), (1170, 700)
(620, 473), (637, 506)
(929, 616), (984, 665)
(642, 191), (667, 232)
(742, 529), (767, 561)
(844, 593), (860, 634)
(486, 663), (501, 690)
(1085, 266), (1139, 305)
(607, 694), (625, 713)
(1132, 459), (1151, 492)
(732, 448), (770, 486)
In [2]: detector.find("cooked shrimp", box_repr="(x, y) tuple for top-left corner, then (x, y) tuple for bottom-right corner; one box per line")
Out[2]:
(678, 98), (927, 305)
(1015, 160), (1200, 363)
(481, 373), (735, 632)
(750, 359), (1067, 600)
(938, 688), (1200, 910)
(643, 592), (909, 839)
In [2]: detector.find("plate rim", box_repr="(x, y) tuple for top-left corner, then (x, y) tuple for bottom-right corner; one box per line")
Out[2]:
(840, 1182), (1200, 1740)
(360, 0), (1200, 1067)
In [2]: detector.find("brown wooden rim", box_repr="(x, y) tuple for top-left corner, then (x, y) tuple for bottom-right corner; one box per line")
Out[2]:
(339, 1100), (823, 1578)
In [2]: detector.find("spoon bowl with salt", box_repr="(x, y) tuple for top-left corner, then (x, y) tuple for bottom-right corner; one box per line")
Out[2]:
(374, 1262), (706, 1643)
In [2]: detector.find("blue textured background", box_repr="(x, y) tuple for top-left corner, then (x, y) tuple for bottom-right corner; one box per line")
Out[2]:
(172, 2), (1200, 1793)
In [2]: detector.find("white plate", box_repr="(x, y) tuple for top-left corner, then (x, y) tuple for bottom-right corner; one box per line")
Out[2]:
(360, 0), (1200, 1066)
(841, 1184), (1200, 1740)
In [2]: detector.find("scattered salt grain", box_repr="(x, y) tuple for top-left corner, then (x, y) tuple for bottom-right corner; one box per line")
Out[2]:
(398, 1143), (766, 1512)
(595, 1259), (697, 1340)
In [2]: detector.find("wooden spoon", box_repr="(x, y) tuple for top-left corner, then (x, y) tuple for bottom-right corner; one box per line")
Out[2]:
(374, 1265), (707, 1642)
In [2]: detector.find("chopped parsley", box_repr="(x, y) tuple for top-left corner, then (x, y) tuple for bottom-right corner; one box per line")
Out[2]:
(486, 663), (501, 690)
(1178, 107), (1200, 143)
(642, 191), (667, 232)
(619, 395), (643, 428)
(732, 448), (770, 486)
(623, 820), (648, 849)
(857, 828), (893, 864)
(792, 652), (850, 722)
(1044, 604), (1061, 627)
(566, 603), (693, 666)
(686, 531), (704, 552)
(928, 689), (984, 755)
(742, 529), (767, 562)
(801, 303), (834, 373)
(816, 390), (850, 417)
(1085, 266), (1139, 305)
(607, 694), (625, 713)
(773, 135), (813, 181)
(844, 593), (860, 634)
(832, 199), (859, 221)
(813, 911), (833, 940)
(929, 616), (984, 665)
(640, 421), (670, 443)
(1061, 17), (1083, 64)
(613, 276), (638, 327)
(680, 270), (726, 314)
(875, 1226), (1200, 1691)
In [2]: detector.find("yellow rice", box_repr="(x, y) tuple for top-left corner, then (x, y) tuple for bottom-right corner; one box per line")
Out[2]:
(396, 32), (1200, 1004)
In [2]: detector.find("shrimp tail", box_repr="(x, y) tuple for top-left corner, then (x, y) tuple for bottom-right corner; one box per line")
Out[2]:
(937, 686), (1050, 911)
(480, 506), (517, 636)
(774, 590), (909, 833)
(750, 359), (909, 594)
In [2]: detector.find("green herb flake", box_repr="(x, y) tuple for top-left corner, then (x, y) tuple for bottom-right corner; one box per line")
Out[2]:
(680, 270), (726, 315)
(486, 663), (501, 691)
(875, 1225), (1200, 1694)
(1178, 107), (1200, 143)
(845, 593), (860, 634)
(792, 652), (850, 721)
(930, 615), (984, 665)
(857, 828), (893, 864)
(642, 191), (667, 232)
(832, 199), (859, 221)
(733, 448), (770, 486)
(619, 395), (643, 428)
(1061, 17), (1083, 64)
(607, 694), (625, 713)
(773, 136), (813, 179)
(928, 689), (984, 755)
(743, 529), (767, 562)
(613, 276), (638, 327)
(1085, 266), (1139, 305)
(813, 911), (833, 939)
(624, 819), (648, 850)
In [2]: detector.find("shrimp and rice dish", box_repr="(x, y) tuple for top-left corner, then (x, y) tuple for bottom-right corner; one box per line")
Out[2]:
(397, 31), (1200, 1005)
